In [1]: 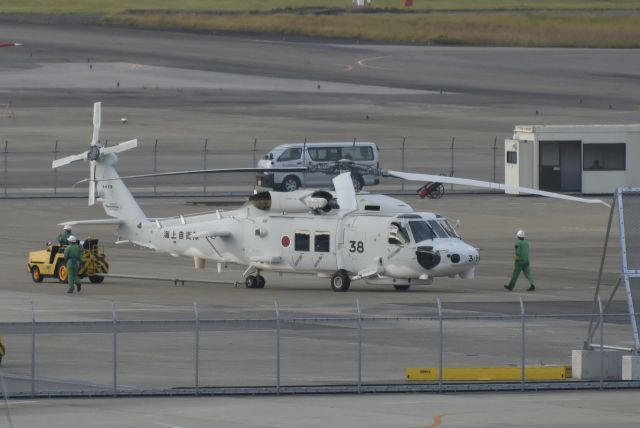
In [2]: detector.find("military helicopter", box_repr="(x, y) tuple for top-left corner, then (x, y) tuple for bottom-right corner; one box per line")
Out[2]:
(53, 103), (607, 292)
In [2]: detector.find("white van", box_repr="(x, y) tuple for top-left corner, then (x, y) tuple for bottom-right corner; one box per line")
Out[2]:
(256, 142), (380, 191)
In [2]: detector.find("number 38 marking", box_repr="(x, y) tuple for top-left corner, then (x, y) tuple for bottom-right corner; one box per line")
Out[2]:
(349, 240), (365, 253)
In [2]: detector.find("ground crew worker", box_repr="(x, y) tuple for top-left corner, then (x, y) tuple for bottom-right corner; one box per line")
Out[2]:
(504, 229), (535, 291)
(57, 224), (72, 245)
(63, 235), (83, 293)
(0, 335), (5, 365)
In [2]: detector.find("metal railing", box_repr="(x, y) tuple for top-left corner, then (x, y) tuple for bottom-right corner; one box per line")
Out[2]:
(0, 296), (637, 398)
(1, 137), (503, 197)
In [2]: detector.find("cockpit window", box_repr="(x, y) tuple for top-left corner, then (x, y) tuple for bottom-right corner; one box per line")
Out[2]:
(439, 219), (459, 238)
(427, 220), (448, 238)
(409, 221), (434, 241)
(388, 222), (410, 245)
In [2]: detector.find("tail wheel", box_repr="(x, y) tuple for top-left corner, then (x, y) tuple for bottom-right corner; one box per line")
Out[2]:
(89, 275), (104, 284)
(31, 266), (44, 283)
(57, 264), (68, 283)
(331, 270), (351, 292)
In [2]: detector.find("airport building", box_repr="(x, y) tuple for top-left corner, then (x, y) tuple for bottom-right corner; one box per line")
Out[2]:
(505, 125), (640, 195)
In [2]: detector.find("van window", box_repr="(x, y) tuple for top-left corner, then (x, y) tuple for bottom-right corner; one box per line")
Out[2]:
(308, 147), (340, 162)
(278, 148), (302, 162)
(342, 146), (374, 161)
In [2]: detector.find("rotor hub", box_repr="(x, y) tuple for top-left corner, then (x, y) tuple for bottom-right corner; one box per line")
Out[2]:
(88, 145), (100, 161)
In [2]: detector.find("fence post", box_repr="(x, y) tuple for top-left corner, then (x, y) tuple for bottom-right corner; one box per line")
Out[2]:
(153, 140), (158, 195)
(449, 138), (455, 191)
(112, 301), (118, 396)
(31, 302), (36, 397)
(519, 297), (526, 390)
(194, 302), (200, 395)
(437, 297), (443, 391)
(274, 300), (281, 394)
(598, 295), (604, 390)
(53, 140), (59, 196)
(401, 137), (406, 192)
(492, 136), (497, 186)
(356, 298), (362, 393)
(252, 138), (257, 167)
(3, 141), (7, 197)
(203, 139), (208, 193)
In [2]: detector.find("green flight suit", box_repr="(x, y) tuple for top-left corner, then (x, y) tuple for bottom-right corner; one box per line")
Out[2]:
(57, 230), (71, 245)
(507, 238), (534, 289)
(63, 243), (83, 293)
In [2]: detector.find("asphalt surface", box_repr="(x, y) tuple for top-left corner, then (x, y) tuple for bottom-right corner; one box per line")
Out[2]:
(1, 21), (639, 427)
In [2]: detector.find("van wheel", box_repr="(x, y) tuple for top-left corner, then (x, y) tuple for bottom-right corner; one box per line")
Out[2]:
(351, 174), (364, 192)
(282, 176), (300, 192)
(331, 270), (351, 292)
(31, 266), (44, 283)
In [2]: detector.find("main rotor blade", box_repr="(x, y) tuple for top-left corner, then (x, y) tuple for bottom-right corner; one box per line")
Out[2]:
(385, 170), (610, 207)
(76, 167), (308, 184)
(101, 138), (138, 155)
(333, 172), (357, 210)
(91, 102), (101, 146)
(52, 151), (88, 169)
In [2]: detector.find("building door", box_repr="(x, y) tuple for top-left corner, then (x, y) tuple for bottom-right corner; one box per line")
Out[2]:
(539, 141), (581, 192)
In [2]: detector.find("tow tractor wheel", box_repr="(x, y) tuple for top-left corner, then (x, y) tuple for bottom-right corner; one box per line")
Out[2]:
(31, 266), (44, 283)
(245, 275), (258, 289)
(57, 264), (68, 283)
(330, 270), (351, 292)
(89, 275), (105, 284)
(393, 284), (411, 291)
(256, 275), (266, 289)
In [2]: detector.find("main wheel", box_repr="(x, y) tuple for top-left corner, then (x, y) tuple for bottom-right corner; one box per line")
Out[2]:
(330, 270), (351, 292)
(393, 284), (411, 291)
(256, 275), (266, 289)
(31, 266), (44, 283)
(57, 264), (68, 283)
(282, 176), (301, 192)
(245, 275), (258, 289)
(89, 275), (105, 284)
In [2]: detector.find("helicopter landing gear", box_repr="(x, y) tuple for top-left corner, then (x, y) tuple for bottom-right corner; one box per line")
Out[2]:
(330, 269), (351, 292)
(244, 270), (266, 289)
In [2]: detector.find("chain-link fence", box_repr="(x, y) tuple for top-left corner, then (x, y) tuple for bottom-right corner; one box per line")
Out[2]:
(0, 137), (503, 197)
(0, 297), (637, 398)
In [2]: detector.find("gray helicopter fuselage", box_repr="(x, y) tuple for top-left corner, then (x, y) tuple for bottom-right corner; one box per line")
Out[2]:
(126, 192), (479, 284)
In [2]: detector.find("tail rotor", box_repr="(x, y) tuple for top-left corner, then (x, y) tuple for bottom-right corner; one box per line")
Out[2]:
(51, 102), (138, 205)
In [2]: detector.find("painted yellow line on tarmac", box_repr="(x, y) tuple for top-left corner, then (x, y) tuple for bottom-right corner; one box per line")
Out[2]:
(128, 63), (143, 70)
(357, 55), (396, 71)
(424, 414), (443, 428)
(338, 63), (354, 71)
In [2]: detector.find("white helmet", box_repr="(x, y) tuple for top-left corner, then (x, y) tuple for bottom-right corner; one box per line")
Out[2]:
(68, 235), (78, 243)
(63, 224), (72, 231)
(516, 230), (525, 239)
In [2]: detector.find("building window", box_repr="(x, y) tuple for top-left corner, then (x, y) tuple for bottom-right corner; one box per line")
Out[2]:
(314, 232), (330, 252)
(583, 143), (625, 171)
(295, 231), (310, 251)
(506, 151), (517, 164)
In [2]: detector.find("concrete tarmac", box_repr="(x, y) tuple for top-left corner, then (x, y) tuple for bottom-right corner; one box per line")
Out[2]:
(0, 20), (638, 427)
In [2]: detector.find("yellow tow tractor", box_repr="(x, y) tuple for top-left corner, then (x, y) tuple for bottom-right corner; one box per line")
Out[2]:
(27, 238), (109, 284)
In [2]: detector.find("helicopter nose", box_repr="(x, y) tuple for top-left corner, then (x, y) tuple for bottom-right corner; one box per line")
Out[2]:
(416, 246), (441, 270)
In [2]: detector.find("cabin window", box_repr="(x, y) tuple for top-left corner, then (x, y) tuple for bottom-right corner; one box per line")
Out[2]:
(506, 151), (517, 164)
(314, 232), (330, 252)
(278, 148), (302, 162)
(388, 222), (410, 245)
(295, 231), (310, 251)
(583, 143), (625, 171)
